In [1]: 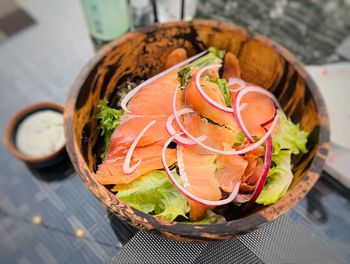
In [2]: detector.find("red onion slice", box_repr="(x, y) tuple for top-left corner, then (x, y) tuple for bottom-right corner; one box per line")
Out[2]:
(121, 50), (208, 112)
(233, 85), (280, 143)
(122, 119), (156, 174)
(162, 133), (240, 206)
(172, 88), (279, 155)
(244, 135), (273, 209)
(233, 135), (272, 206)
(195, 64), (234, 113)
(165, 108), (206, 145)
(260, 114), (276, 127)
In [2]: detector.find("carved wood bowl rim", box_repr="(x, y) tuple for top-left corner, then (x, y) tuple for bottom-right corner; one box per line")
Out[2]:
(64, 19), (329, 242)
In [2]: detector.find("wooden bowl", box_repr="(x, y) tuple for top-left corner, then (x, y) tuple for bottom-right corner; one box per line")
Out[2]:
(64, 20), (329, 242)
(4, 101), (66, 167)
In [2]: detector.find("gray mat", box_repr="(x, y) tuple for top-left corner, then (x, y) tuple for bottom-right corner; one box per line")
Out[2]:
(110, 216), (343, 264)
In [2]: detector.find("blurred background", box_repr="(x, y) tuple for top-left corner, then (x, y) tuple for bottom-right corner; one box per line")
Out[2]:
(0, 0), (349, 263)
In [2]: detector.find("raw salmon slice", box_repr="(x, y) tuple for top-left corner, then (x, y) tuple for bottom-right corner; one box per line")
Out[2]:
(185, 78), (239, 130)
(240, 157), (263, 193)
(183, 114), (237, 153)
(106, 115), (169, 159)
(95, 146), (177, 185)
(181, 145), (221, 221)
(165, 48), (187, 69)
(223, 52), (241, 80)
(104, 143), (165, 163)
(216, 154), (248, 193)
(240, 92), (275, 137)
(128, 70), (181, 116)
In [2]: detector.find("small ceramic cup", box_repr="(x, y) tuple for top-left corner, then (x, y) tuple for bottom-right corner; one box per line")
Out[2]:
(4, 101), (66, 167)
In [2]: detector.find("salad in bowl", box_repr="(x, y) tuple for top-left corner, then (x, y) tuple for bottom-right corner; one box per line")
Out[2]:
(94, 47), (308, 224)
(64, 20), (328, 241)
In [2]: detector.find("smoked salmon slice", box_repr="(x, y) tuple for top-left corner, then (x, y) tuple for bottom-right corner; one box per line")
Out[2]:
(183, 114), (237, 153)
(181, 145), (221, 221)
(240, 157), (263, 193)
(223, 52), (241, 80)
(216, 154), (248, 193)
(128, 70), (181, 116)
(95, 146), (177, 185)
(185, 78), (239, 130)
(240, 92), (275, 137)
(105, 115), (169, 159)
(165, 48), (187, 69)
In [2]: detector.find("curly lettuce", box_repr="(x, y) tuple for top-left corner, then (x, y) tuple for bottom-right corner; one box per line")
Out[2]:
(97, 99), (124, 159)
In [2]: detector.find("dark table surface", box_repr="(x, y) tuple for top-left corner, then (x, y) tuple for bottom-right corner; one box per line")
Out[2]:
(1, 0), (350, 263)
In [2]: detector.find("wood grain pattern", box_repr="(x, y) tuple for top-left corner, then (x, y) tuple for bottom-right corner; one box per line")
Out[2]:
(64, 20), (329, 242)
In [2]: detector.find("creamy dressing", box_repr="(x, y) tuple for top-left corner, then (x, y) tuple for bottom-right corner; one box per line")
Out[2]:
(15, 110), (65, 158)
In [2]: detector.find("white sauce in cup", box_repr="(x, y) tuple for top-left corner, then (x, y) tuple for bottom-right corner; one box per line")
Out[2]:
(15, 110), (65, 158)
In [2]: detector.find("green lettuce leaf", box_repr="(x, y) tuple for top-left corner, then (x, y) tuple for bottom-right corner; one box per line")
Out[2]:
(113, 170), (189, 221)
(188, 210), (226, 225)
(178, 67), (192, 87)
(273, 110), (308, 155)
(189, 47), (224, 68)
(233, 131), (245, 147)
(208, 47), (225, 59)
(97, 99), (124, 159)
(256, 112), (308, 205)
(256, 150), (293, 205)
(209, 77), (231, 106)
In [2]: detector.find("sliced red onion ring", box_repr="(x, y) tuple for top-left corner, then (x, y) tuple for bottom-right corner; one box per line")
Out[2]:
(165, 108), (206, 145)
(195, 64), (234, 113)
(172, 88), (279, 155)
(176, 144), (189, 188)
(162, 133), (240, 206)
(121, 50), (208, 112)
(122, 119), (156, 174)
(260, 114), (275, 127)
(233, 135), (272, 208)
(233, 85), (280, 143)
